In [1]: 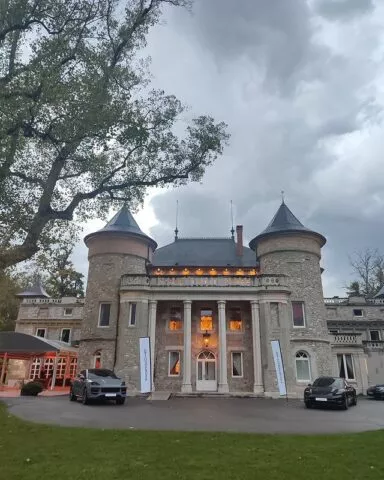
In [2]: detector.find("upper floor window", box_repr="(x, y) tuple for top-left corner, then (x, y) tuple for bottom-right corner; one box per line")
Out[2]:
(200, 309), (213, 331)
(228, 308), (242, 331)
(295, 351), (311, 382)
(60, 328), (71, 343)
(64, 308), (73, 316)
(128, 303), (137, 326)
(98, 303), (111, 327)
(168, 307), (182, 331)
(36, 328), (46, 338)
(353, 309), (363, 317)
(292, 302), (305, 327)
(370, 330), (381, 341)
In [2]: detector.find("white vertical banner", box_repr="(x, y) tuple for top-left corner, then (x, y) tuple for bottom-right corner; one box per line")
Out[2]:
(271, 340), (287, 396)
(139, 337), (151, 393)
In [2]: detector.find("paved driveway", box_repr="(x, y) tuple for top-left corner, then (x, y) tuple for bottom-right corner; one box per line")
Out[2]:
(3, 396), (384, 434)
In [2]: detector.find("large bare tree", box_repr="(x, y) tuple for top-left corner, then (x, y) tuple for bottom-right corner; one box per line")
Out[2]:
(0, 0), (229, 269)
(347, 249), (384, 297)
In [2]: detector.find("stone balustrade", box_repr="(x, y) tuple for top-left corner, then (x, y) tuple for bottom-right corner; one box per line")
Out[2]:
(362, 340), (384, 350)
(324, 297), (384, 305)
(120, 274), (286, 289)
(331, 333), (362, 345)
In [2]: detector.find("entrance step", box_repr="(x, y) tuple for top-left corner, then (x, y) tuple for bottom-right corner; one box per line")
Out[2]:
(147, 391), (171, 401)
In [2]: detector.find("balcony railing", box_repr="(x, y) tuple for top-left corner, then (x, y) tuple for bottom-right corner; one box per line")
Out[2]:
(362, 340), (384, 349)
(331, 333), (362, 345)
(120, 274), (287, 289)
(324, 297), (384, 305)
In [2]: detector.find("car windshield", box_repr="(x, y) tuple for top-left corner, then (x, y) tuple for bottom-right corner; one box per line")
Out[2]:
(313, 377), (341, 387)
(87, 369), (118, 379)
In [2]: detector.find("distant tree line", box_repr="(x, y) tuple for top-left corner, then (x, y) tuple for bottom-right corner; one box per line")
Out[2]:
(346, 249), (384, 297)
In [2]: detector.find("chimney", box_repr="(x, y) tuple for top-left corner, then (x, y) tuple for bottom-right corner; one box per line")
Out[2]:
(236, 225), (243, 257)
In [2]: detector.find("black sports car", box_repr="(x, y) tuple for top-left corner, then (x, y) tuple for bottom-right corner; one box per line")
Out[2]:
(367, 384), (384, 399)
(304, 376), (357, 409)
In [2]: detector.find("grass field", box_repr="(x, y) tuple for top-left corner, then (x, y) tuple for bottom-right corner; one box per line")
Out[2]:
(1, 402), (384, 480)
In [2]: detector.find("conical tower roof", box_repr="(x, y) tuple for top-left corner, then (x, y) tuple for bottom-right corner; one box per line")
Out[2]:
(84, 205), (157, 249)
(249, 201), (326, 251)
(16, 279), (50, 298)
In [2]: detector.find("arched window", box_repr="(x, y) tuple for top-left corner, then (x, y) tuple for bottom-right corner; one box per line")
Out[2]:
(93, 351), (102, 369)
(295, 351), (311, 382)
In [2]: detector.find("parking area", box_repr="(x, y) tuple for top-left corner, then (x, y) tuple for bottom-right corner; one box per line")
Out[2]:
(3, 395), (384, 434)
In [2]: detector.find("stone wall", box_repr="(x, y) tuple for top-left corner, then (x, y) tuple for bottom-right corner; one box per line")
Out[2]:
(78, 252), (148, 371)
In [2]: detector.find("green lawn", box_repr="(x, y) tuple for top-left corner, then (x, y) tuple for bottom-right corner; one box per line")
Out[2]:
(1, 403), (384, 480)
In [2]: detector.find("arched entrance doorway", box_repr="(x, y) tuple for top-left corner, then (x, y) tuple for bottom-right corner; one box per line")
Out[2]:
(196, 351), (217, 392)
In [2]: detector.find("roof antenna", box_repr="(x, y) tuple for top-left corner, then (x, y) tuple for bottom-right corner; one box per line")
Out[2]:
(174, 200), (179, 241)
(230, 200), (235, 240)
(281, 190), (285, 204)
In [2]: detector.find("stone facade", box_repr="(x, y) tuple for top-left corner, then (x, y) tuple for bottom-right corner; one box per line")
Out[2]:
(16, 204), (384, 397)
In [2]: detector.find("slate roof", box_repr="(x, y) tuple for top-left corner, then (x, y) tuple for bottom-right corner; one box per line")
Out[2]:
(16, 280), (50, 298)
(84, 205), (157, 248)
(374, 285), (384, 298)
(152, 238), (257, 267)
(0, 332), (59, 354)
(249, 201), (326, 250)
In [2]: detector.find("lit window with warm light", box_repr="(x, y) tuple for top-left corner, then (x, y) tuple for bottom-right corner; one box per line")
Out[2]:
(155, 268), (162, 275)
(223, 268), (230, 276)
(236, 269), (244, 276)
(168, 307), (182, 331)
(200, 309), (213, 331)
(168, 351), (180, 376)
(182, 268), (190, 275)
(229, 307), (242, 331)
(196, 268), (204, 276)
(209, 268), (217, 276)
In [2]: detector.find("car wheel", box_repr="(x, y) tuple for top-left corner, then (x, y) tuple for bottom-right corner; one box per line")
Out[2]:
(116, 398), (125, 405)
(69, 389), (77, 402)
(305, 401), (312, 409)
(342, 395), (349, 410)
(82, 388), (89, 405)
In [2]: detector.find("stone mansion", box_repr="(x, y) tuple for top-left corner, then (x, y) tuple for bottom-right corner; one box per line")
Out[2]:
(14, 202), (384, 396)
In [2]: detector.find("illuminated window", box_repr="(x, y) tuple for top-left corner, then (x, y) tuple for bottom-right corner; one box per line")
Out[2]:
(249, 269), (257, 276)
(43, 358), (54, 378)
(56, 358), (67, 379)
(93, 351), (102, 369)
(223, 269), (230, 276)
(209, 269), (217, 276)
(168, 307), (182, 330)
(229, 308), (242, 331)
(236, 269), (244, 276)
(182, 268), (190, 275)
(196, 268), (204, 276)
(69, 358), (78, 377)
(200, 309), (213, 331)
(168, 351), (181, 376)
(30, 358), (42, 379)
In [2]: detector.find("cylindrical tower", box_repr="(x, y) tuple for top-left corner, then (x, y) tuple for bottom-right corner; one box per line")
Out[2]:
(249, 201), (332, 395)
(78, 206), (157, 372)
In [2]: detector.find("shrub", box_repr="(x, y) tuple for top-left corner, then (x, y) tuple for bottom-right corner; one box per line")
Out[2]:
(21, 381), (43, 396)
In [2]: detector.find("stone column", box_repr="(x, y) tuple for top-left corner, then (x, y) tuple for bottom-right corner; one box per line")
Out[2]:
(218, 300), (229, 393)
(181, 300), (192, 393)
(251, 300), (264, 394)
(148, 300), (157, 392)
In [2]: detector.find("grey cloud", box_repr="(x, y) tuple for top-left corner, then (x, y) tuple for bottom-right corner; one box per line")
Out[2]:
(314, 0), (375, 21)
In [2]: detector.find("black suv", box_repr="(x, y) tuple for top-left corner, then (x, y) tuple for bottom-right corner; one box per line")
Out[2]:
(304, 376), (357, 409)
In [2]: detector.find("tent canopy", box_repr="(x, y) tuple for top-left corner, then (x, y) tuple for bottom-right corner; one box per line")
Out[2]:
(0, 332), (60, 356)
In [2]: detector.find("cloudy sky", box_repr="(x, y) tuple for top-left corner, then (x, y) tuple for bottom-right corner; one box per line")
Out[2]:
(75, 0), (384, 296)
